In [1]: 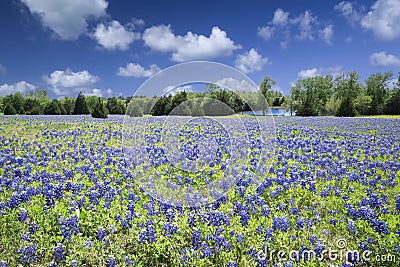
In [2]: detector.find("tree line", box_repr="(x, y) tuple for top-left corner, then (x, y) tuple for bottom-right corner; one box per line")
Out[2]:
(291, 71), (400, 116)
(0, 90), (126, 118)
(1, 70), (399, 118)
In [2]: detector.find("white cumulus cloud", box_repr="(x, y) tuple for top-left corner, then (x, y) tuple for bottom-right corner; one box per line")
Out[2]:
(370, 51), (400, 66)
(258, 9), (330, 46)
(142, 25), (241, 62)
(215, 77), (256, 92)
(361, 0), (400, 41)
(92, 20), (140, 50)
(334, 1), (362, 25)
(298, 66), (343, 79)
(43, 68), (102, 96)
(298, 68), (319, 79)
(272, 9), (290, 26)
(0, 81), (36, 96)
(117, 63), (161, 77)
(234, 49), (269, 74)
(85, 88), (114, 97)
(162, 85), (193, 95)
(320, 25), (334, 44)
(257, 26), (275, 41)
(21, 0), (108, 40)
(292, 10), (317, 41)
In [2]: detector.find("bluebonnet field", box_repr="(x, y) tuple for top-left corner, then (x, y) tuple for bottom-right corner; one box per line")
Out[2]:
(0, 115), (399, 267)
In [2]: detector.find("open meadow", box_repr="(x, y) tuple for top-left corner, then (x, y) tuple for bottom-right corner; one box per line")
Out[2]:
(0, 115), (399, 267)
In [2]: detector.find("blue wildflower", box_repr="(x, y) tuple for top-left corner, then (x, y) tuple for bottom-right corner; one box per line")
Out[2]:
(84, 240), (93, 248)
(96, 227), (107, 242)
(162, 223), (178, 237)
(272, 216), (290, 232)
(18, 209), (29, 223)
(124, 255), (135, 266)
(18, 244), (37, 264)
(54, 244), (65, 263)
(106, 256), (117, 267)
(191, 228), (201, 250)
(29, 223), (40, 234)
(347, 220), (357, 235)
(236, 234), (245, 243)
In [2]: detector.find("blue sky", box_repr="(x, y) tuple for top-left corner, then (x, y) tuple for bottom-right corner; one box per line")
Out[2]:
(0, 0), (399, 98)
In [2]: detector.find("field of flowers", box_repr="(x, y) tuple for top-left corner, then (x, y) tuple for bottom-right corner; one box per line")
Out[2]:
(0, 115), (399, 267)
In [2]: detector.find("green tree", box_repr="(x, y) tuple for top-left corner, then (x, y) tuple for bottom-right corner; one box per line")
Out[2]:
(0, 96), (4, 113)
(12, 92), (25, 114)
(59, 103), (67, 115)
(259, 76), (276, 115)
(60, 97), (75, 115)
(4, 103), (17, 115)
(107, 97), (126, 114)
(334, 71), (361, 117)
(73, 92), (89, 115)
(385, 89), (400, 115)
(336, 96), (355, 117)
(365, 71), (392, 115)
(166, 91), (188, 114)
(354, 90), (372, 115)
(325, 96), (341, 115)
(151, 96), (170, 116)
(91, 97), (108, 118)
(26, 89), (49, 109)
(291, 75), (333, 116)
(24, 98), (43, 115)
(126, 99), (144, 117)
(385, 73), (400, 114)
(44, 99), (62, 115)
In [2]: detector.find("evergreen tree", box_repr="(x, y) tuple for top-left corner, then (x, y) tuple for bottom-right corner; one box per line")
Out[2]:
(12, 92), (25, 114)
(73, 92), (89, 115)
(60, 97), (75, 115)
(4, 104), (17, 115)
(59, 104), (67, 115)
(91, 97), (108, 118)
(385, 89), (400, 115)
(24, 98), (43, 115)
(44, 99), (62, 115)
(151, 96), (170, 116)
(336, 96), (355, 117)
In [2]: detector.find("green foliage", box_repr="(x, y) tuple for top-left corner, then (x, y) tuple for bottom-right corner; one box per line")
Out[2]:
(385, 88), (400, 115)
(73, 92), (90, 115)
(91, 97), (108, 118)
(259, 76), (276, 115)
(365, 71), (392, 115)
(59, 97), (75, 115)
(3, 103), (17, 115)
(107, 97), (126, 114)
(0, 96), (4, 113)
(336, 96), (355, 117)
(25, 89), (50, 109)
(151, 96), (170, 116)
(291, 75), (333, 116)
(354, 92), (372, 115)
(23, 98), (43, 115)
(126, 99), (144, 117)
(44, 99), (62, 115)
(12, 92), (25, 114)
